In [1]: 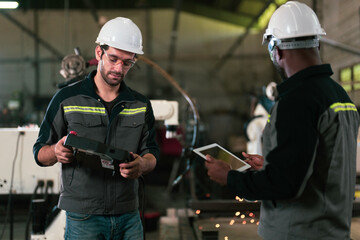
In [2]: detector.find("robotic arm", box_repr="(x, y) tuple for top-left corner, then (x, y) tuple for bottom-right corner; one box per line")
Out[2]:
(151, 100), (179, 139)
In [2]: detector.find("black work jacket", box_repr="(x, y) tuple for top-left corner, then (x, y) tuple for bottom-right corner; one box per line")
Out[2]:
(34, 71), (159, 215)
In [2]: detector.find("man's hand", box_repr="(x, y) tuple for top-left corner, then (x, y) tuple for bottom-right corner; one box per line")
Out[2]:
(204, 154), (231, 185)
(38, 136), (74, 166)
(242, 152), (264, 170)
(54, 136), (74, 164)
(119, 152), (156, 179)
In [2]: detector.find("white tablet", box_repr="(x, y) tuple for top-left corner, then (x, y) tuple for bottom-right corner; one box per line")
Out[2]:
(193, 143), (251, 172)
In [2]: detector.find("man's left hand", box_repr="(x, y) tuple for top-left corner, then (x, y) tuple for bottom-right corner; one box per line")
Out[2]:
(119, 152), (155, 179)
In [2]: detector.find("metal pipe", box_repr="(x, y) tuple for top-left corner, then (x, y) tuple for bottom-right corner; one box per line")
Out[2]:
(145, 9), (155, 97)
(320, 37), (360, 56)
(34, 10), (40, 97)
(137, 56), (200, 190)
(167, 0), (182, 75)
(137, 55), (200, 149)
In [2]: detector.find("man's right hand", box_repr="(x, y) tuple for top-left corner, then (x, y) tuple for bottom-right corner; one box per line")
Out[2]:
(38, 136), (74, 166)
(242, 152), (264, 170)
(55, 136), (74, 164)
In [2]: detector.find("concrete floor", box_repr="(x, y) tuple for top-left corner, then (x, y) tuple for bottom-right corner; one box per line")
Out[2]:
(0, 184), (186, 240)
(2, 184), (360, 240)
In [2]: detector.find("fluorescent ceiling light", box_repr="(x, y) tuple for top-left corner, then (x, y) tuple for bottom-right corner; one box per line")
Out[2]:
(0, 1), (19, 9)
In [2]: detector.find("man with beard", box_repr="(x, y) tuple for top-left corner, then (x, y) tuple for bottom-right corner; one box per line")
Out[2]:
(33, 17), (159, 239)
(205, 1), (359, 239)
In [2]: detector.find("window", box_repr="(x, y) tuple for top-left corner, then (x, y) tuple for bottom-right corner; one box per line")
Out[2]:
(353, 64), (360, 90)
(340, 67), (352, 92)
(339, 64), (360, 92)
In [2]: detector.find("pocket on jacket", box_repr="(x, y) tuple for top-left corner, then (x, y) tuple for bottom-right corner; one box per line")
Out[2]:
(114, 113), (146, 151)
(66, 112), (104, 128)
(65, 112), (106, 139)
(120, 113), (145, 128)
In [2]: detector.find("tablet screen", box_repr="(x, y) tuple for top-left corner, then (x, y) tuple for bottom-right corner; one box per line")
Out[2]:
(193, 143), (250, 172)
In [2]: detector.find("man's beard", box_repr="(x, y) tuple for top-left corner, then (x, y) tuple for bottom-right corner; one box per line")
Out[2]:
(100, 61), (125, 87)
(272, 57), (288, 81)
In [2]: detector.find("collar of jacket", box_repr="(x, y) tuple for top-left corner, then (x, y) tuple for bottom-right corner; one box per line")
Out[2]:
(83, 70), (136, 103)
(276, 64), (333, 100)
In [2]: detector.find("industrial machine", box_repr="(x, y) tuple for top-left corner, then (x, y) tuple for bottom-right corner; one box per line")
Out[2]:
(0, 127), (61, 240)
(244, 82), (276, 155)
(0, 127), (61, 196)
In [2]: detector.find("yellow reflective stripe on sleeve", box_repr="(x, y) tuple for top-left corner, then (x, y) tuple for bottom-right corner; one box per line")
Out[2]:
(330, 102), (357, 113)
(120, 107), (147, 115)
(267, 114), (271, 123)
(64, 106), (106, 114)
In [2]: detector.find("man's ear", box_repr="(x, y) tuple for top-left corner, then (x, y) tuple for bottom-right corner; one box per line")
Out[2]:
(275, 47), (286, 67)
(95, 45), (102, 61)
(275, 47), (282, 60)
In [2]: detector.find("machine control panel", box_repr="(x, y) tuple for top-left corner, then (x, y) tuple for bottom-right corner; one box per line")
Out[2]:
(64, 132), (132, 175)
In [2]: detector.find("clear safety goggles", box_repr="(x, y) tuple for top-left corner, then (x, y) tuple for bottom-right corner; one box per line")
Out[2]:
(267, 38), (280, 61)
(101, 48), (136, 69)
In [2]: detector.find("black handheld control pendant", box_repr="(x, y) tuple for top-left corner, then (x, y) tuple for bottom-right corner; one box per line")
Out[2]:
(64, 131), (132, 176)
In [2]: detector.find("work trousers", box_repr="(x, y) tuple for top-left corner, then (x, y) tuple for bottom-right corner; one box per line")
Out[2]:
(65, 210), (143, 240)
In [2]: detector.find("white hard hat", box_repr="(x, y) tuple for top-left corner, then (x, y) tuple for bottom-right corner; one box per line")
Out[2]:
(263, 1), (326, 44)
(96, 17), (144, 55)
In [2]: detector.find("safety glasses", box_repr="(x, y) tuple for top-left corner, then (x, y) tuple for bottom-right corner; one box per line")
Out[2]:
(268, 38), (281, 61)
(101, 48), (136, 69)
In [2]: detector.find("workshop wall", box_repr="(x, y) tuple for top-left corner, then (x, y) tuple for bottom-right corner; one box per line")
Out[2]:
(0, 0), (359, 147)
(0, 8), (273, 143)
(320, 0), (360, 103)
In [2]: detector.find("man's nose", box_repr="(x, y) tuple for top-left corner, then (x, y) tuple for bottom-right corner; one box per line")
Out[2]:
(113, 61), (125, 71)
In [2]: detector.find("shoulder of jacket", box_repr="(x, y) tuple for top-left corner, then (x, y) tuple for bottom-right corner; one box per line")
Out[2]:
(127, 86), (150, 104)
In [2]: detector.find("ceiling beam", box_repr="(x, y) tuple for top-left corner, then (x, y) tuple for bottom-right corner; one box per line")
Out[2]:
(82, 0), (99, 24)
(0, 11), (63, 60)
(211, 0), (275, 74)
(16, 0), (173, 10)
(182, 1), (253, 27)
(15, 0), (268, 28)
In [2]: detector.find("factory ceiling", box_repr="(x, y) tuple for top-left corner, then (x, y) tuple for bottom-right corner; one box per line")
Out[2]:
(15, 0), (286, 30)
(4, 0), (287, 74)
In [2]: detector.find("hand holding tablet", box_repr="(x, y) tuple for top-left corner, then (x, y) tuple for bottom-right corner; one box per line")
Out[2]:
(193, 143), (251, 172)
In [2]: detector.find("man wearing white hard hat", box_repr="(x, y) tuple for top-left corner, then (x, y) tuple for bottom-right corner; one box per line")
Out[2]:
(34, 17), (158, 239)
(205, 1), (359, 239)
